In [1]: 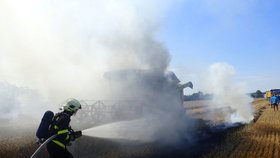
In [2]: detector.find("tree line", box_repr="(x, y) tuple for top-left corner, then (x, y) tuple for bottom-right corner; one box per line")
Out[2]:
(250, 90), (264, 98)
(184, 90), (264, 101)
(184, 91), (213, 101)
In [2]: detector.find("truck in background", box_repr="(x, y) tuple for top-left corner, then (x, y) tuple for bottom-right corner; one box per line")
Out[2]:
(265, 89), (280, 100)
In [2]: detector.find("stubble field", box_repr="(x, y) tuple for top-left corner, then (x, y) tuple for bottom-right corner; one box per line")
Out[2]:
(205, 99), (280, 158)
(0, 99), (272, 158)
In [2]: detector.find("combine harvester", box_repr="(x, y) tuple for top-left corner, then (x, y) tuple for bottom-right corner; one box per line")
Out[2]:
(75, 69), (193, 126)
(69, 69), (198, 158)
(67, 69), (245, 158)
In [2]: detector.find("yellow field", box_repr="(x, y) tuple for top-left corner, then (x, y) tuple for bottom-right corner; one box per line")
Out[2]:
(0, 99), (275, 158)
(205, 99), (280, 158)
(0, 134), (37, 158)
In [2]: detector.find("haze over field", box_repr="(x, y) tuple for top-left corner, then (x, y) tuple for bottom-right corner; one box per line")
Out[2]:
(0, 0), (254, 143)
(0, 0), (176, 120)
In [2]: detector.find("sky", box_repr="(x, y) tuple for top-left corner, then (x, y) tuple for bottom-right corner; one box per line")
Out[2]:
(160, 0), (280, 93)
(0, 0), (279, 107)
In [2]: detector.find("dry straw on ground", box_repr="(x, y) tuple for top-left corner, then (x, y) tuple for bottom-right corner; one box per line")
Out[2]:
(205, 99), (280, 158)
(0, 99), (272, 158)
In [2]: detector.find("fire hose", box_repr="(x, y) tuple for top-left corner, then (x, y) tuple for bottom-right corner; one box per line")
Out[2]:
(30, 131), (82, 158)
(30, 134), (57, 158)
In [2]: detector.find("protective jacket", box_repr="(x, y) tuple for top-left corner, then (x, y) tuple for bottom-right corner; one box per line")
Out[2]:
(48, 112), (73, 149)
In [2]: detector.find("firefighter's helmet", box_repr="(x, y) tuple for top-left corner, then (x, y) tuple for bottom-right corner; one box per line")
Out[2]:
(63, 98), (82, 114)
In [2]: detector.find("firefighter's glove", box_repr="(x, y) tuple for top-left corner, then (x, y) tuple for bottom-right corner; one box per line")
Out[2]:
(73, 131), (82, 139)
(70, 131), (82, 141)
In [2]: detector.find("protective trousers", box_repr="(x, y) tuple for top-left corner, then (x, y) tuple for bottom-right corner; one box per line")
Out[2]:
(47, 141), (73, 158)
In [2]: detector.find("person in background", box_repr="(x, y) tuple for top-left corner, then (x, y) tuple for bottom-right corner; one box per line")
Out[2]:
(270, 94), (279, 111)
(47, 98), (82, 158)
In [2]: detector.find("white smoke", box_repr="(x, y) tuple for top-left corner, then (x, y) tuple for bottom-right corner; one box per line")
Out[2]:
(203, 62), (253, 123)
(0, 0), (179, 120)
(0, 82), (47, 120)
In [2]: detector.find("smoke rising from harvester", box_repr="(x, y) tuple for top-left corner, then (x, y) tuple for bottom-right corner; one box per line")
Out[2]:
(0, 0), (176, 118)
(203, 62), (254, 123)
(0, 0), (252, 144)
(0, 0), (192, 143)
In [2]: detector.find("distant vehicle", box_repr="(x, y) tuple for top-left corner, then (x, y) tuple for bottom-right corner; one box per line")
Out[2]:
(265, 89), (280, 100)
(265, 91), (272, 99)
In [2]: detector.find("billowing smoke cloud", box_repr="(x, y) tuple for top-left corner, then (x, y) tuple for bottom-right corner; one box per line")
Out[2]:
(0, 82), (47, 120)
(203, 62), (253, 123)
(0, 0), (179, 120)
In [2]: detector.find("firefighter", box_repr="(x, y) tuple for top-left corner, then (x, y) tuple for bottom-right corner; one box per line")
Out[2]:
(47, 98), (82, 158)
